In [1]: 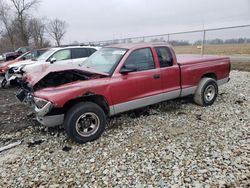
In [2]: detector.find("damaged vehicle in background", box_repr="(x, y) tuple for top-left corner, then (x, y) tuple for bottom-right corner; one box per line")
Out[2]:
(2, 46), (33, 61)
(16, 42), (231, 144)
(0, 48), (48, 87)
(3, 46), (100, 88)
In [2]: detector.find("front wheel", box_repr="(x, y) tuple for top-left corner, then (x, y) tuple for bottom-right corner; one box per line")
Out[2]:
(64, 102), (107, 144)
(193, 78), (218, 106)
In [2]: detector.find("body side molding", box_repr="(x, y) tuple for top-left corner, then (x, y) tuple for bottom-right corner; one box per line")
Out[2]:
(110, 90), (181, 116)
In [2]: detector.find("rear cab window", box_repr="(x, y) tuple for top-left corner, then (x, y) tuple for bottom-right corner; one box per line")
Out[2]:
(155, 47), (173, 67)
(124, 48), (155, 71)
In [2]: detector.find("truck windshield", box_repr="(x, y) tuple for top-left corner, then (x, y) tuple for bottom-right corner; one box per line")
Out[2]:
(81, 47), (127, 74)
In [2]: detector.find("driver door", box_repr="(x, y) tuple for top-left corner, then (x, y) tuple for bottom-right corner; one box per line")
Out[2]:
(110, 48), (162, 114)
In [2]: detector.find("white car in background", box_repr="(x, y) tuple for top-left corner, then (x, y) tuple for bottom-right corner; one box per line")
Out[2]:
(4, 46), (101, 87)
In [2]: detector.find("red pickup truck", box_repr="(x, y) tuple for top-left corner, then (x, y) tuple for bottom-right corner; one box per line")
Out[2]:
(17, 43), (230, 143)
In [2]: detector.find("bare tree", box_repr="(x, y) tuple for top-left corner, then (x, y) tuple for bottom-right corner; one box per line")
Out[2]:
(0, 0), (15, 50)
(47, 19), (67, 46)
(9, 0), (39, 46)
(29, 18), (46, 47)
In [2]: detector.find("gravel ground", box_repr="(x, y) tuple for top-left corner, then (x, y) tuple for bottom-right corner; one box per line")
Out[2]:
(0, 70), (249, 187)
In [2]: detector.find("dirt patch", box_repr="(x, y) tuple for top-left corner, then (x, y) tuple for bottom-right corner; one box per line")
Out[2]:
(0, 87), (34, 134)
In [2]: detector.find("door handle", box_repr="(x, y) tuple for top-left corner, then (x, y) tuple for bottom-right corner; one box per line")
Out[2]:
(153, 74), (161, 79)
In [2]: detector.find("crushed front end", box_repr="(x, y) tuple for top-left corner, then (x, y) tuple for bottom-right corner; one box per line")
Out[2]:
(5, 66), (24, 87)
(16, 82), (64, 127)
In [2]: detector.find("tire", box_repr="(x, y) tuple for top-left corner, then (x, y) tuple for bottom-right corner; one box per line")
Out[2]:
(1, 78), (7, 88)
(63, 102), (107, 144)
(193, 78), (218, 106)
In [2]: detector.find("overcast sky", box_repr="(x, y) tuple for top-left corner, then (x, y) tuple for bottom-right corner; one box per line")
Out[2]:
(37, 0), (250, 44)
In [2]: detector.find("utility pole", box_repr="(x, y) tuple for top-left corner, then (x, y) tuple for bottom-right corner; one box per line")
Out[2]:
(201, 30), (206, 55)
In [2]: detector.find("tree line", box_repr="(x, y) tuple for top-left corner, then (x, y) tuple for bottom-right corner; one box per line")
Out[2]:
(195, 38), (250, 45)
(0, 0), (67, 53)
(151, 37), (250, 46)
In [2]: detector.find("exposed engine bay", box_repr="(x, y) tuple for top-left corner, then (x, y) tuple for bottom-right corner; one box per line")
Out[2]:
(32, 70), (106, 91)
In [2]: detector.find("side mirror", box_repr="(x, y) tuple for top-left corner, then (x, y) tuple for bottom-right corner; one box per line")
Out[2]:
(120, 64), (137, 74)
(50, 57), (56, 64)
(22, 57), (26, 60)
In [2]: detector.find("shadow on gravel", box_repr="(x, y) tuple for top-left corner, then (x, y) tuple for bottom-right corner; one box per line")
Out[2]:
(34, 125), (65, 137)
(129, 96), (193, 118)
(27, 140), (44, 148)
(108, 96), (194, 130)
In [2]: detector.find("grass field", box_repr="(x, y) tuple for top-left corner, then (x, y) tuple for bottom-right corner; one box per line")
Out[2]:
(173, 44), (250, 72)
(173, 44), (250, 55)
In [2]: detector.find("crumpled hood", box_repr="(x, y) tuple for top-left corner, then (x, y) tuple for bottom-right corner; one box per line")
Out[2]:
(23, 63), (109, 86)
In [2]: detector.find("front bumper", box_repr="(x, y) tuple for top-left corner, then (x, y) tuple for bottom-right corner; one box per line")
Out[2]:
(34, 101), (53, 117)
(16, 89), (64, 127)
(36, 114), (64, 127)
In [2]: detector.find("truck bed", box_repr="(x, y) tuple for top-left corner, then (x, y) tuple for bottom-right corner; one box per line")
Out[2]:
(177, 54), (229, 65)
(176, 54), (230, 92)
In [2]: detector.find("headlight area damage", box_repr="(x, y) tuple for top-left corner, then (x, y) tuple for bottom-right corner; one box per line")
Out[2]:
(16, 69), (109, 127)
(1, 66), (24, 88)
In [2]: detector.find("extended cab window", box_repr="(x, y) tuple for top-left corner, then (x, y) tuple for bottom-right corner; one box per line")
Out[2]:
(72, 48), (89, 59)
(155, 47), (173, 67)
(124, 48), (155, 71)
(50, 49), (71, 61)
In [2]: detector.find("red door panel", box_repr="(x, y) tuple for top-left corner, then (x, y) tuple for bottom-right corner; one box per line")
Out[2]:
(110, 69), (161, 105)
(153, 47), (181, 93)
(110, 47), (162, 105)
(160, 65), (181, 93)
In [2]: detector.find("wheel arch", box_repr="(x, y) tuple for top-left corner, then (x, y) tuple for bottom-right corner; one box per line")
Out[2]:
(63, 92), (110, 116)
(201, 72), (217, 80)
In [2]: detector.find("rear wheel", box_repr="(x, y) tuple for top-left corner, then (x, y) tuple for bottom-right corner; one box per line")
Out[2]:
(64, 102), (107, 144)
(193, 78), (218, 106)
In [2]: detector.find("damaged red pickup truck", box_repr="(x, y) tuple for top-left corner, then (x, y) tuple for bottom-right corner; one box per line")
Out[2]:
(17, 43), (231, 143)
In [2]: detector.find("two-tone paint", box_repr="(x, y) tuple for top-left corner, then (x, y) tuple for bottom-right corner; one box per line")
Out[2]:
(27, 43), (230, 126)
